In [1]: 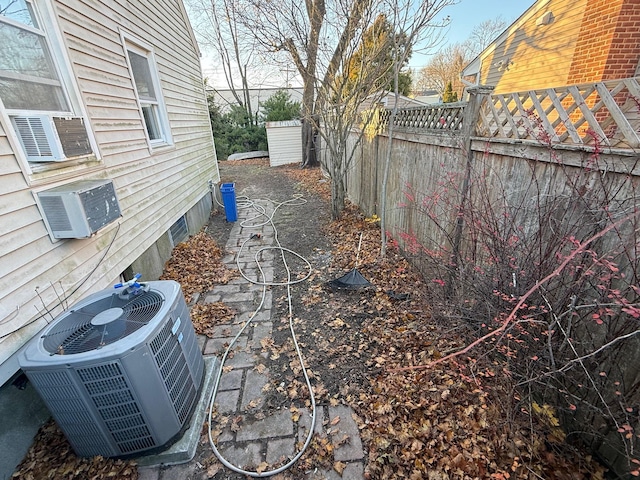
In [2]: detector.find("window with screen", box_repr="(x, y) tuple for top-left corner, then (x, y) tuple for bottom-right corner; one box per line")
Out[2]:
(124, 40), (170, 147)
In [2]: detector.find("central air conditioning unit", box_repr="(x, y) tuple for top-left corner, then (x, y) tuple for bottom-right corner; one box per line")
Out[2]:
(18, 279), (204, 458)
(11, 115), (93, 162)
(37, 179), (121, 239)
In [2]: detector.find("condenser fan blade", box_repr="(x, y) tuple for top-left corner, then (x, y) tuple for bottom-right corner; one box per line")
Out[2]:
(43, 289), (165, 355)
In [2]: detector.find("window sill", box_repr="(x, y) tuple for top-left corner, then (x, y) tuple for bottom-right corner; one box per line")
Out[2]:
(29, 155), (102, 186)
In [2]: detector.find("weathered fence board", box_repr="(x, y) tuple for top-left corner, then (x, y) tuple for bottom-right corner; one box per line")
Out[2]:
(333, 78), (640, 477)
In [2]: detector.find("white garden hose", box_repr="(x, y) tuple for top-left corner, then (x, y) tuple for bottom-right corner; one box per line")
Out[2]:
(207, 194), (317, 477)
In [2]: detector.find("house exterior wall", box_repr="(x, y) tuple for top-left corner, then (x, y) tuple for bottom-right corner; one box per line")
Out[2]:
(479, 0), (588, 94)
(566, 0), (626, 84)
(473, 0), (640, 94)
(568, 0), (640, 83)
(0, 0), (219, 385)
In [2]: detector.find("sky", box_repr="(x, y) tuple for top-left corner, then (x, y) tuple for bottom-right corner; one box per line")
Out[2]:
(407, 0), (534, 70)
(199, 0), (535, 89)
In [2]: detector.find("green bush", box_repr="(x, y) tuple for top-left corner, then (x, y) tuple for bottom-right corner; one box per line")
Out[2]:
(206, 88), (300, 160)
(260, 90), (301, 122)
(206, 98), (267, 160)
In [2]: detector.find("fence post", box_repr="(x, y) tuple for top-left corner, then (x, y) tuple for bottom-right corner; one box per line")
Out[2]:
(448, 86), (494, 296)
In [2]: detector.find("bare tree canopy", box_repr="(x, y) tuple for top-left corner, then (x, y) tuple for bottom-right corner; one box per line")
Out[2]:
(414, 43), (470, 98)
(338, 14), (413, 100)
(414, 16), (507, 98)
(185, 0), (259, 120)
(467, 16), (507, 58)
(189, 0), (453, 214)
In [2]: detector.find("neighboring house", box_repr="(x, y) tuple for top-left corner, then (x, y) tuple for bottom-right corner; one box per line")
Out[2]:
(0, 0), (219, 388)
(413, 89), (441, 105)
(461, 0), (640, 94)
(359, 91), (430, 113)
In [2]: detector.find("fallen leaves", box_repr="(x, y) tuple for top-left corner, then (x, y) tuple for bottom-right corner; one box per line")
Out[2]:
(272, 198), (606, 479)
(11, 420), (137, 480)
(190, 302), (236, 337)
(333, 461), (347, 475)
(281, 165), (331, 200)
(160, 231), (236, 298)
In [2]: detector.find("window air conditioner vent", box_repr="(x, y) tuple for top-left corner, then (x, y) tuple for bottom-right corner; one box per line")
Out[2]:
(53, 116), (92, 157)
(12, 115), (92, 162)
(37, 179), (122, 239)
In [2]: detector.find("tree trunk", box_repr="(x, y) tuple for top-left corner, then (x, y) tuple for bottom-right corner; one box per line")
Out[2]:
(331, 173), (345, 219)
(301, 119), (318, 167)
(300, 73), (319, 167)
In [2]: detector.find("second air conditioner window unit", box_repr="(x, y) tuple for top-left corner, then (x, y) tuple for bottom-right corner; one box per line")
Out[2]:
(37, 179), (122, 239)
(12, 115), (93, 162)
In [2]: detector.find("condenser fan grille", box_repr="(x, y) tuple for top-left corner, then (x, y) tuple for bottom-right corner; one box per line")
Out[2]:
(42, 291), (164, 355)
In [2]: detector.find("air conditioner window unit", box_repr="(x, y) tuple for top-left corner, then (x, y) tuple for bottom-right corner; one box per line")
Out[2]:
(18, 280), (205, 458)
(37, 179), (122, 239)
(11, 115), (92, 162)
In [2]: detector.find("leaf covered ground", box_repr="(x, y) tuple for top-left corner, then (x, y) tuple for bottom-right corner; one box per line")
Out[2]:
(14, 160), (607, 479)
(272, 200), (605, 480)
(201, 161), (606, 479)
(12, 420), (137, 480)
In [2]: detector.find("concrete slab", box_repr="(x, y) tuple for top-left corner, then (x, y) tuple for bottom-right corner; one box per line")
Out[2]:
(204, 335), (247, 355)
(0, 379), (51, 480)
(251, 322), (273, 345)
(219, 442), (263, 468)
(241, 369), (269, 410)
(266, 437), (295, 464)
(135, 355), (220, 467)
(298, 406), (325, 443)
(214, 389), (241, 414)
(217, 369), (243, 391)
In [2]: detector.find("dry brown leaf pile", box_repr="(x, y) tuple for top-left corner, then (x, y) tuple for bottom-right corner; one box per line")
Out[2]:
(12, 420), (137, 480)
(190, 302), (236, 337)
(160, 231), (236, 298)
(317, 204), (607, 479)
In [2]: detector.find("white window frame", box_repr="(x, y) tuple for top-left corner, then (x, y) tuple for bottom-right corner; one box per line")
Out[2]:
(0, 0), (98, 175)
(122, 33), (172, 149)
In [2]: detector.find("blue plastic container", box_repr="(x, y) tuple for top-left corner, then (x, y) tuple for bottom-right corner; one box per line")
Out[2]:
(220, 183), (238, 222)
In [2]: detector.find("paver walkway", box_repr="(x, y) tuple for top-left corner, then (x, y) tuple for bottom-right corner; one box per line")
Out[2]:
(140, 199), (366, 479)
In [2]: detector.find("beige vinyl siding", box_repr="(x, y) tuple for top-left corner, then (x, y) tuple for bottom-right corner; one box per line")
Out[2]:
(480, 0), (588, 94)
(0, 0), (218, 382)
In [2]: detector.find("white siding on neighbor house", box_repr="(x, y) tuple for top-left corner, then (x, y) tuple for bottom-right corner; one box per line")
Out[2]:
(0, 0), (219, 384)
(266, 120), (302, 167)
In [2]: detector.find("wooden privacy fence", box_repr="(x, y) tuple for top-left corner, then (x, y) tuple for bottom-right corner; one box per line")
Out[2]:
(378, 76), (640, 150)
(478, 77), (640, 149)
(339, 77), (640, 478)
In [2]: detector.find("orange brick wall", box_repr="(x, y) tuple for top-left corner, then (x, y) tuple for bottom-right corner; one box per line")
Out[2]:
(602, 0), (640, 79)
(568, 0), (640, 84)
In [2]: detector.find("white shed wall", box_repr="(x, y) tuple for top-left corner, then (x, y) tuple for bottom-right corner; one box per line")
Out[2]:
(266, 120), (302, 167)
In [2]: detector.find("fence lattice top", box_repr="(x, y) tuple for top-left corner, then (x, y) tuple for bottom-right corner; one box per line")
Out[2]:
(477, 77), (640, 149)
(380, 102), (466, 132)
